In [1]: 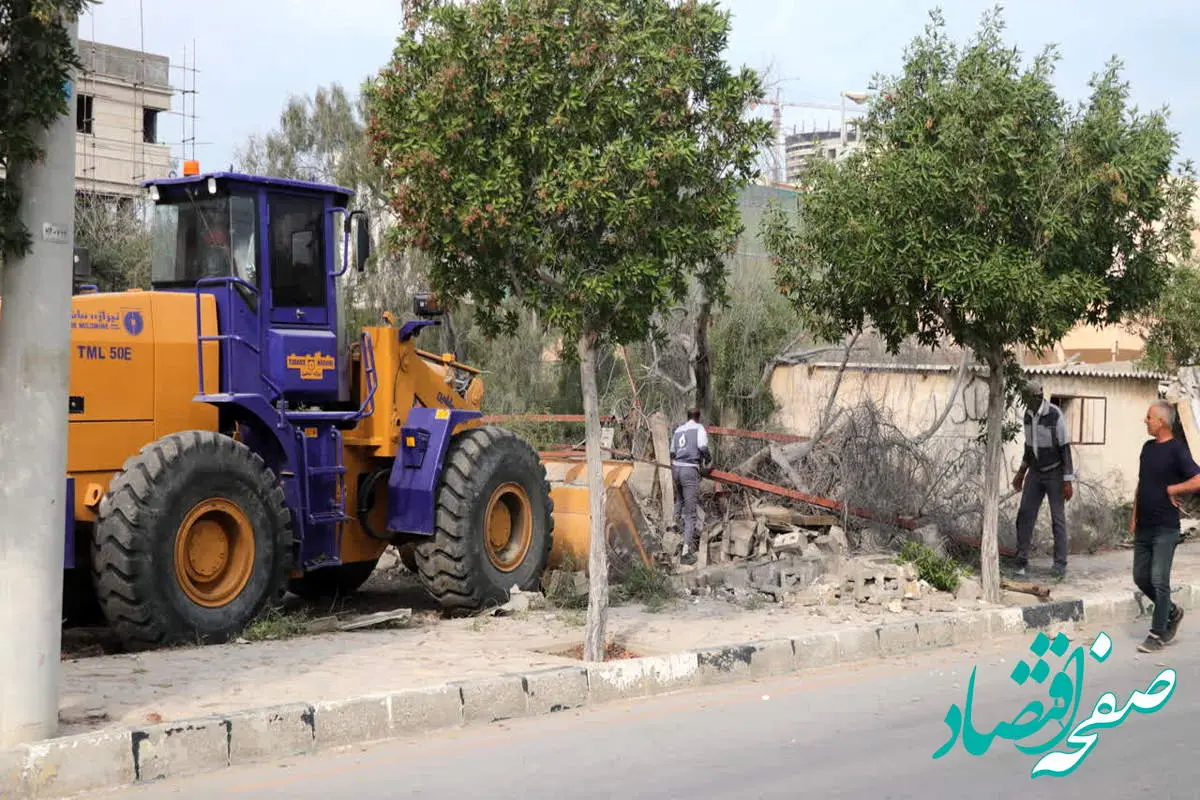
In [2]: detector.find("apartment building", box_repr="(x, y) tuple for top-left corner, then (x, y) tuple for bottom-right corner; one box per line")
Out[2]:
(74, 39), (174, 199)
(784, 123), (863, 184)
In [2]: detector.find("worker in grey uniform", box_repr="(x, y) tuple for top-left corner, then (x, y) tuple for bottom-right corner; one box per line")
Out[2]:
(1012, 379), (1074, 578)
(670, 408), (712, 565)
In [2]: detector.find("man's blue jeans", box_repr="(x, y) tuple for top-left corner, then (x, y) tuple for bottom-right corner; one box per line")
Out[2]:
(1133, 525), (1180, 636)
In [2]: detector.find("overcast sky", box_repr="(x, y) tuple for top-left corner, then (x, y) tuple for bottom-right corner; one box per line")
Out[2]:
(80, 0), (1200, 172)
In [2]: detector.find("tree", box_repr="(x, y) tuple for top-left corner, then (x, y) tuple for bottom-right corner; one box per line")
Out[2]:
(74, 194), (152, 291)
(1134, 260), (1200, 371)
(366, 0), (771, 660)
(0, 0), (90, 260)
(235, 82), (379, 195)
(234, 82), (429, 334)
(762, 6), (1195, 603)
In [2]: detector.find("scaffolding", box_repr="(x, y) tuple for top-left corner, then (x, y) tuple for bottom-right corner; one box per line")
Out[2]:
(169, 39), (201, 169)
(75, 1), (204, 200)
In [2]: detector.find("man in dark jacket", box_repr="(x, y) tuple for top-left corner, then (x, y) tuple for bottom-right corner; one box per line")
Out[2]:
(670, 408), (711, 565)
(1012, 380), (1074, 578)
(1130, 400), (1200, 652)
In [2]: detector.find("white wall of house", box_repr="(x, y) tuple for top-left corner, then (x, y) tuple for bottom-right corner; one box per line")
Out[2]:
(769, 362), (1167, 502)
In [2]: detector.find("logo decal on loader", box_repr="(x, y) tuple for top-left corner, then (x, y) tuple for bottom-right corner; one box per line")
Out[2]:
(286, 352), (336, 381)
(123, 310), (144, 336)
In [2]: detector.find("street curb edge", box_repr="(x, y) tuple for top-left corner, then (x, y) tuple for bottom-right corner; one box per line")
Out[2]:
(2, 582), (1184, 799)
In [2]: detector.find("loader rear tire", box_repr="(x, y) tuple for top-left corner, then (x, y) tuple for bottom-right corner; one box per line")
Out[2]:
(414, 426), (553, 610)
(92, 430), (292, 651)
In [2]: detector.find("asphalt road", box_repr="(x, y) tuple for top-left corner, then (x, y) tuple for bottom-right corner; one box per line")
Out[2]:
(89, 618), (1197, 799)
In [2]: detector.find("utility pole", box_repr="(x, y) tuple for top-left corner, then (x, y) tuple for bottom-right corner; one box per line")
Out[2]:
(0, 15), (78, 748)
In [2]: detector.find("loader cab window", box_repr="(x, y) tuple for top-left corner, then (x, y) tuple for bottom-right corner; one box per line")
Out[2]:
(267, 193), (327, 310)
(150, 193), (259, 288)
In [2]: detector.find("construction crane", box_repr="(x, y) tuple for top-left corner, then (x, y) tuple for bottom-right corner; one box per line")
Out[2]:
(752, 89), (868, 184)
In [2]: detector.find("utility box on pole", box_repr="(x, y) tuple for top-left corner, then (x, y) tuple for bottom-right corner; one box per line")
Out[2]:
(0, 15), (78, 747)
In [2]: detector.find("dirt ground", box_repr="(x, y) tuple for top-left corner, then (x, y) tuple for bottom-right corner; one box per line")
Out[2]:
(53, 543), (1200, 738)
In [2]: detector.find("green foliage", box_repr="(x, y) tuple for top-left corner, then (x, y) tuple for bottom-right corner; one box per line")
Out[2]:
(897, 540), (967, 593)
(1134, 262), (1200, 371)
(235, 82), (381, 195)
(234, 82), (430, 339)
(74, 195), (151, 291)
(365, 0), (772, 345)
(0, 1), (91, 259)
(709, 278), (796, 428)
(611, 561), (677, 612)
(241, 609), (310, 642)
(763, 6), (1196, 372)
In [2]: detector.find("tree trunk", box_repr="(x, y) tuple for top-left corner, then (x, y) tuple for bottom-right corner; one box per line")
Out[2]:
(442, 309), (460, 360)
(579, 332), (610, 662)
(980, 350), (1006, 604)
(694, 294), (713, 420)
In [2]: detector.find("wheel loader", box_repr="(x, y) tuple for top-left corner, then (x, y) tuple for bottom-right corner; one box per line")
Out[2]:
(62, 161), (555, 651)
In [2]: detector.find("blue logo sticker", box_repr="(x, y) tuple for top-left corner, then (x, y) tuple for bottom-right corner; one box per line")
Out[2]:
(122, 310), (144, 336)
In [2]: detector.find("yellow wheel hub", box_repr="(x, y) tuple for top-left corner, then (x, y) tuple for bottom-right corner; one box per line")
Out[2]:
(484, 482), (533, 572)
(174, 498), (255, 608)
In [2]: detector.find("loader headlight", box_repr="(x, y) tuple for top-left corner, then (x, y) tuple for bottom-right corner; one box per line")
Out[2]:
(147, 185), (159, 202)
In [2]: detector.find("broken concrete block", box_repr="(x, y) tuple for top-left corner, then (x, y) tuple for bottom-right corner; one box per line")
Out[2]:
(772, 531), (804, 552)
(902, 580), (922, 599)
(707, 540), (725, 564)
(886, 599), (904, 613)
(377, 547), (400, 571)
(913, 524), (944, 555)
(544, 570), (588, 601)
(747, 561), (783, 589)
(727, 520), (756, 559)
(786, 582), (838, 607)
(954, 577), (982, 602)
(802, 543), (823, 559)
(757, 506), (796, 532)
(826, 525), (849, 551)
(629, 462), (657, 501)
(660, 531), (683, 558)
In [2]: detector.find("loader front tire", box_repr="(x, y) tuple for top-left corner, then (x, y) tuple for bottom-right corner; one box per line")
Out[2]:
(92, 430), (292, 651)
(414, 426), (553, 610)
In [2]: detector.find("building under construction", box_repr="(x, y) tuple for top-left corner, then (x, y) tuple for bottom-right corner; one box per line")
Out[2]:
(73, 39), (175, 200)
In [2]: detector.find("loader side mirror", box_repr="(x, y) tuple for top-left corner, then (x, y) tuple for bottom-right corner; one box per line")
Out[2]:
(413, 292), (444, 318)
(347, 210), (371, 272)
(73, 246), (91, 279)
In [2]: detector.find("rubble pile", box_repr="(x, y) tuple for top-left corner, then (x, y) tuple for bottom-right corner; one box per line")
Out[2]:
(657, 501), (969, 611)
(659, 504), (850, 568)
(785, 556), (944, 611)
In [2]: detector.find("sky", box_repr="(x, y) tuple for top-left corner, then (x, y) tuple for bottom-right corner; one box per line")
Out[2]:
(80, 0), (1200, 172)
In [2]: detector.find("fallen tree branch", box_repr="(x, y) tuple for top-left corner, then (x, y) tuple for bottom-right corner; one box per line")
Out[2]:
(735, 332), (861, 478)
(769, 443), (805, 490)
(1001, 578), (1051, 599)
(909, 351), (972, 445)
(645, 336), (696, 394)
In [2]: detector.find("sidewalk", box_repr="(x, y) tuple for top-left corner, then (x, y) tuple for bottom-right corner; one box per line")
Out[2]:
(7, 543), (1195, 799)
(57, 543), (1199, 737)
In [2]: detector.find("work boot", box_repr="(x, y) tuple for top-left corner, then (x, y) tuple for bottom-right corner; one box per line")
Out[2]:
(680, 546), (696, 566)
(1165, 605), (1185, 643)
(1137, 633), (1165, 653)
(1050, 564), (1067, 580)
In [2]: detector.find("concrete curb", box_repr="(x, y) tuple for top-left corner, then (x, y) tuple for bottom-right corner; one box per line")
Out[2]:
(5, 583), (1194, 799)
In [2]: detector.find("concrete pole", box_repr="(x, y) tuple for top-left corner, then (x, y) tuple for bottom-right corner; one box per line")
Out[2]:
(0, 15), (78, 748)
